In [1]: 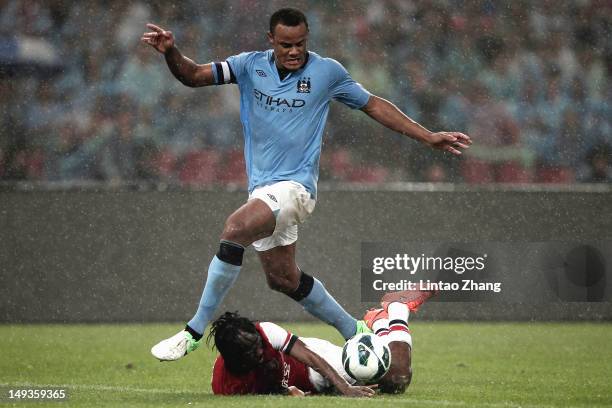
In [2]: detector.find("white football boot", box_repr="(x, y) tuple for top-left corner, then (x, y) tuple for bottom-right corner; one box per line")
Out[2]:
(151, 330), (200, 361)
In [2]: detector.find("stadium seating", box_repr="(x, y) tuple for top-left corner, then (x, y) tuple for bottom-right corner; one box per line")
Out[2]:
(0, 0), (609, 185)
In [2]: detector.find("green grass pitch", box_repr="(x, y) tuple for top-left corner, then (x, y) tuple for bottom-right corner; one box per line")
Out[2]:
(1, 322), (611, 407)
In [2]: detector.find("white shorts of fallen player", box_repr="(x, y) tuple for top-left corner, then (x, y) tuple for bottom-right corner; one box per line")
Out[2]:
(300, 337), (355, 392)
(249, 181), (316, 252)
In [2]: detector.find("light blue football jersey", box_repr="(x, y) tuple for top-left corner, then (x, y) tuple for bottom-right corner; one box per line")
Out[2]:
(211, 50), (371, 196)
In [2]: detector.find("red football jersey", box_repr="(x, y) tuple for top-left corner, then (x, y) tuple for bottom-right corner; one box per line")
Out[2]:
(211, 322), (316, 395)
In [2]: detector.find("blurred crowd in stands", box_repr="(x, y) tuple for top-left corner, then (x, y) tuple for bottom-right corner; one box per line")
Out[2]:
(0, 0), (610, 185)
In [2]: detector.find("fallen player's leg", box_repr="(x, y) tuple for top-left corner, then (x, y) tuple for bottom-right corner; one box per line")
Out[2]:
(364, 288), (438, 394)
(377, 302), (413, 394)
(381, 288), (438, 312)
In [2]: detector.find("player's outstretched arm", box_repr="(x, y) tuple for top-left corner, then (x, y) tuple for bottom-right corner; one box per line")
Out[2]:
(141, 23), (214, 87)
(361, 95), (472, 155)
(289, 339), (375, 398)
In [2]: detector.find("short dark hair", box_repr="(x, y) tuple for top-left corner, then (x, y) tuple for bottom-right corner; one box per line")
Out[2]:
(207, 311), (262, 375)
(269, 8), (308, 34)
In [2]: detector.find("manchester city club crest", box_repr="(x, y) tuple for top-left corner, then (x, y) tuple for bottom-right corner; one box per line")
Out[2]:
(297, 77), (311, 93)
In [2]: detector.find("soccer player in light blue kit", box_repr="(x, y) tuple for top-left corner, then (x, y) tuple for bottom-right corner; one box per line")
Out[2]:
(142, 8), (471, 360)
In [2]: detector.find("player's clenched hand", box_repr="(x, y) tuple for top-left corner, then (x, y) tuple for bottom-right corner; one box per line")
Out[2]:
(426, 131), (472, 156)
(141, 23), (175, 53)
(341, 384), (376, 398)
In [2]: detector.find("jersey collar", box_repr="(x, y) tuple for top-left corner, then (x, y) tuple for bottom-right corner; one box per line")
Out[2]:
(270, 51), (311, 80)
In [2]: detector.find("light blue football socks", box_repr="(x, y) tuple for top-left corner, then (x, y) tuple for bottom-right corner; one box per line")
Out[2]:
(299, 277), (357, 340)
(186, 242), (244, 337)
(187, 242), (357, 341)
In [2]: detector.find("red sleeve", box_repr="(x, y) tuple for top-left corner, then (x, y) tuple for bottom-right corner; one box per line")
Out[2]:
(211, 356), (257, 395)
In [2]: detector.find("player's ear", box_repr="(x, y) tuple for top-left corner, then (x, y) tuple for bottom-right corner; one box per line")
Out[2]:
(267, 31), (274, 45)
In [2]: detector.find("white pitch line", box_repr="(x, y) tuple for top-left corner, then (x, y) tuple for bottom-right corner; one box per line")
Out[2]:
(1, 383), (595, 408)
(0, 382), (208, 395)
(382, 397), (588, 408)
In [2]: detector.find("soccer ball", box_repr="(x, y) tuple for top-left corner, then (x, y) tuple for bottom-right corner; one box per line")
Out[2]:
(342, 333), (391, 383)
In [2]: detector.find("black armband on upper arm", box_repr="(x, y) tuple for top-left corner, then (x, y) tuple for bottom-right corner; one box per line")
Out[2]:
(285, 334), (299, 354)
(212, 61), (236, 84)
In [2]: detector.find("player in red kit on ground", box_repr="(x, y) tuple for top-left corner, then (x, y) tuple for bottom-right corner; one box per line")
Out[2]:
(209, 289), (432, 396)
(208, 312), (375, 397)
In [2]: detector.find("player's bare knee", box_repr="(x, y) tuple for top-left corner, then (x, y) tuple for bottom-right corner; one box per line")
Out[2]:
(221, 219), (248, 243)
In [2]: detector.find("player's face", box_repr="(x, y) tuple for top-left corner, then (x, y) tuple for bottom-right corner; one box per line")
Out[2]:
(268, 23), (309, 71)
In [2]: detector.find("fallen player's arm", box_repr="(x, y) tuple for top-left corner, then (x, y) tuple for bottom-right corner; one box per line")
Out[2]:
(360, 95), (471, 156)
(288, 339), (375, 398)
